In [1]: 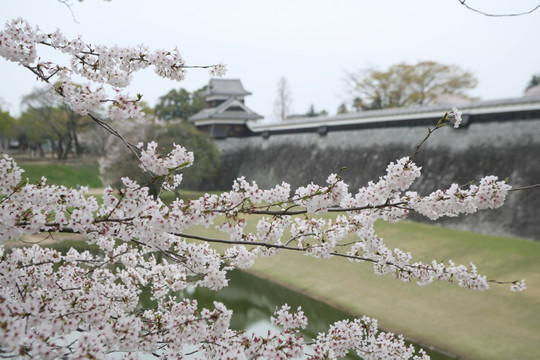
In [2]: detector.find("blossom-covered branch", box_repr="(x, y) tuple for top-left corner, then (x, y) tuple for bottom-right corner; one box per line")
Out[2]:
(0, 17), (528, 360)
(0, 18), (226, 158)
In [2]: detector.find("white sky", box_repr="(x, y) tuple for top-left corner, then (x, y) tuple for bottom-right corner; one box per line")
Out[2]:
(1, 0), (539, 121)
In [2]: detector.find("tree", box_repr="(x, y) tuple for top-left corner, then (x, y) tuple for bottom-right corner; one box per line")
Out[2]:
(155, 86), (207, 121)
(347, 61), (478, 110)
(337, 103), (348, 114)
(0, 107), (15, 151)
(352, 97), (364, 112)
(17, 105), (58, 156)
(305, 104), (328, 117)
(0, 17), (531, 360)
(525, 73), (540, 95)
(19, 87), (92, 158)
(272, 76), (292, 121)
(100, 119), (221, 195)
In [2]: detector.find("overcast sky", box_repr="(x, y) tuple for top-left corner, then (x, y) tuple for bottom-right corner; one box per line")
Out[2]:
(1, 0), (539, 120)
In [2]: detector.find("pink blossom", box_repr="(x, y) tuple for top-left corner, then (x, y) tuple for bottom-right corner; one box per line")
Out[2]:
(0, 17), (524, 360)
(450, 106), (463, 128)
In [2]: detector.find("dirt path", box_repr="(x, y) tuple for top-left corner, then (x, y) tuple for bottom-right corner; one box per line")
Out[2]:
(87, 188), (104, 195)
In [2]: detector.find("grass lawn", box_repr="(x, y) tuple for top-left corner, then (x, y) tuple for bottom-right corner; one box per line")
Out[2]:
(185, 217), (540, 360)
(17, 161), (103, 189)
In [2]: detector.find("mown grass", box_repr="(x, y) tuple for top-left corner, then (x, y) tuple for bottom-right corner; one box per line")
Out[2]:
(18, 162), (102, 188)
(159, 189), (223, 204)
(184, 216), (540, 360)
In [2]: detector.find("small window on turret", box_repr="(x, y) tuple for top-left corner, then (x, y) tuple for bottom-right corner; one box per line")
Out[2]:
(225, 106), (245, 112)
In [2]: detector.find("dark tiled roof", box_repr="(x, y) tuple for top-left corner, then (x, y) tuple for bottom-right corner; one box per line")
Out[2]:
(249, 95), (540, 134)
(189, 98), (262, 122)
(199, 79), (251, 97)
(252, 95), (540, 130)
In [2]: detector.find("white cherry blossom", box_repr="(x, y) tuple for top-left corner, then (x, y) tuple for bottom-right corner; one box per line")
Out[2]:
(0, 17), (527, 360)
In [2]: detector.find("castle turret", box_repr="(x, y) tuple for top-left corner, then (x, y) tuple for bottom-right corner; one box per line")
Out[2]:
(189, 79), (262, 138)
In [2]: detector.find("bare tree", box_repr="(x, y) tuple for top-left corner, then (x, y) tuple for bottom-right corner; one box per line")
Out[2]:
(272, 76), (292, 121)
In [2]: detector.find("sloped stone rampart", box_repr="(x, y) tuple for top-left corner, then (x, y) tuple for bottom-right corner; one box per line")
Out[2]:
(215, 119), (540, 240)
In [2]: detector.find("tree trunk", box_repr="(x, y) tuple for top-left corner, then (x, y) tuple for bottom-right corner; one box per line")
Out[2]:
(56, 139), (64, 160)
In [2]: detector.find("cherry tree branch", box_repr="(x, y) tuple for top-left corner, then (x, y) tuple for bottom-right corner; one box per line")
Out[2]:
(23, 64), (143, 161)
(57, 0), (80, 23)
(458, 0), (540, 17)
(510, 184), (540, 191)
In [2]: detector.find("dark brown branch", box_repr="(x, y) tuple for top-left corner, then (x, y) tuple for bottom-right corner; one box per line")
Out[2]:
(176, 232), (395, 270)
(250, 201), (408, 215)
(15, 282), (26, 302)
(175, 232), (520, 287)
(487, 279), (522, 285)
(409, 117), (447, 162)
(510, 184), (540, 192)
(0, 188), (20, 206)
(15, 200), (407, 233)
(55, 280), (81, 292)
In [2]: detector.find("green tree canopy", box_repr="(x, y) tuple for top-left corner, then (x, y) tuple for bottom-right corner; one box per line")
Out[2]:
(347, 61), (478, 110)
(336, 103), (348, 114)
(19, 87), (92, 158)
(101, 121), (221, 195)
(0, 108), (15, 137)
(154, 86), (207, 121)
(0, 108), (16, 151)
(525, 73), (540, 93)
(305, 104), (328, 117)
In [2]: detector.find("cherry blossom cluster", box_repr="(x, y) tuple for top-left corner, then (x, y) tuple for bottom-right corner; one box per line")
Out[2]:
(0, 15), (528, 360)
(0, 141), (521, 360)
(0, 116), (523, 360)
(510, 279), (527, 292)
(209, 62), (228, 77)
(406, 176), (511, 220)
(0, 154), (23, 194)
(271, 305), (308, 330)
(450, 106), (463, 128)
(311, 317), (428, 360)
(0, 155), (97, 240)
(294, 174), (350, 213)
(0, 242), (427, 359)
(228, 176), (291, 205)
(0, 18), (226, 121)
(137, 141), (194, 176)
(339, 157), (421, 213)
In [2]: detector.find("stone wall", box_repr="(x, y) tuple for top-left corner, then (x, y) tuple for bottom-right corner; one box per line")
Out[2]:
(214, 118), (540, 240)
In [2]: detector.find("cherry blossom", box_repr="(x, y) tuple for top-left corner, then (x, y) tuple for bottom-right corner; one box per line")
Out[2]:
(0, 18), (226, 122)
(0, 18), (528, 360)
(450, 106), (463, 128)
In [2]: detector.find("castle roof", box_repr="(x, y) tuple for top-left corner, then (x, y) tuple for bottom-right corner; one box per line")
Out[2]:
(189, 97), (262, 124)
(199, 78), (252, 98)
(250, 95), (540, 134)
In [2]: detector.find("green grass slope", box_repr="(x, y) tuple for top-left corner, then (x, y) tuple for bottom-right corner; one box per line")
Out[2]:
(245, 221), (540, 360)
(18, 162), (102, 188)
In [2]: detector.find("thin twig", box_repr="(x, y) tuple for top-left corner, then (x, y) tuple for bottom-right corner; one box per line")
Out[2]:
(458, 0), (540, 17)
(510, 184), (540, 192)
(57, 0), (80, 24)
(409, 119), (447, 162)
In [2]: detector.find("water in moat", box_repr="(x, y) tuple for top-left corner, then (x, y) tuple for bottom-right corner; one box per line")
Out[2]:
(165, 270), (453, 360)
